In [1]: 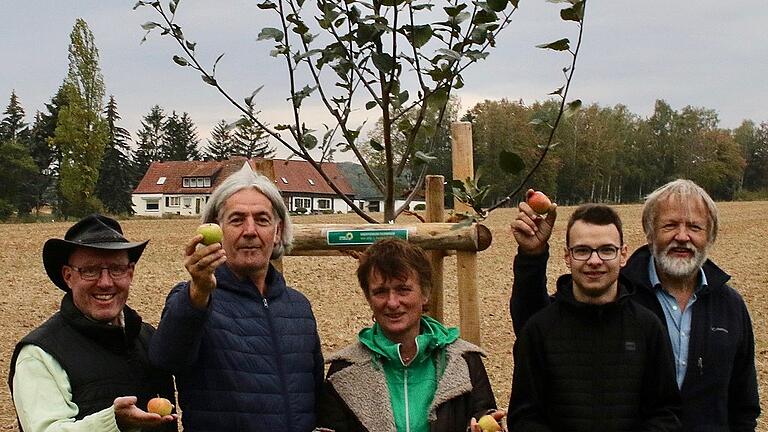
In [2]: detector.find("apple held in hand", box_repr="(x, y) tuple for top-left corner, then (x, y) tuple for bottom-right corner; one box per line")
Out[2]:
(147, 397), (173, 416)
(526, 189), (552, 215)
(197, 223), (223, 245)
(477, 414), (502, 432)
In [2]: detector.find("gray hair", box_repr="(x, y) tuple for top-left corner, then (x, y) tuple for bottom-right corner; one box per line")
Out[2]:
(201, 164), (293, 259)
(641, 179), (718, 245)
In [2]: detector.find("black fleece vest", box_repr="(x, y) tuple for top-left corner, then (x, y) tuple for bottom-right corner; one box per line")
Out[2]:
(9, 293), (175, 431)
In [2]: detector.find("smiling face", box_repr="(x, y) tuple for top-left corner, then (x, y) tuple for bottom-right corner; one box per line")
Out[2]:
(651, 195), (711, 280)
(366, 269), (428, 345)
(219, 188), (282, 280)
(565, 220), (628, 304)
(63, 248), (133, 325)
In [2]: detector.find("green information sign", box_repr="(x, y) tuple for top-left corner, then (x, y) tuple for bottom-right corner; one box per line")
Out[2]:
(326, 228), (409, 246)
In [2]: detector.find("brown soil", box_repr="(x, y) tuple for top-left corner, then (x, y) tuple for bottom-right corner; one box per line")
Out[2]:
(1, 202), (767, 430)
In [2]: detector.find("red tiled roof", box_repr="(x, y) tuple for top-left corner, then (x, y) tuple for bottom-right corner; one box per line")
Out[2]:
(133, 157), (353, 197)
(271, 159), (354, 196)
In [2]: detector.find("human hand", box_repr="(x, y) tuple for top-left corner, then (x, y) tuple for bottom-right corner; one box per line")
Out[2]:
(113, 396), (177, 430)
(469, 409), (507, 432)
(184, 233), (226, 308)
(510, 193), (557, 255)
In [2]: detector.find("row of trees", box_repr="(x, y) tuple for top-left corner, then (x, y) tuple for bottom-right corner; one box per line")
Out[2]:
(0, 19), (275, 221)
(465, 99), (768, 205)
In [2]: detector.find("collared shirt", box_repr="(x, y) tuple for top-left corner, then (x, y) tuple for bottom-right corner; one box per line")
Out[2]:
(649, 257), (708, 388)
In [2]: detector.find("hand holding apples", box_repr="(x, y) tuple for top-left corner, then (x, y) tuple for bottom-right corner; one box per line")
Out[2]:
(197, 223), (223, 245)
(112, 395), (176, 430)
(470, 409), (507, 432)
(147, 397), (174, 416)
(525, 189), (552, 214)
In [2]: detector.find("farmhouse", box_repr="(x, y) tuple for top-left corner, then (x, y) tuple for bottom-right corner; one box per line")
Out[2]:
(132, 157), (360, 216)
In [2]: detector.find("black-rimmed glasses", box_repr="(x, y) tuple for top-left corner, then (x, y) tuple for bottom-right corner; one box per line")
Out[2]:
(67, 264), (134, 280)
(568, 245), (620, 261)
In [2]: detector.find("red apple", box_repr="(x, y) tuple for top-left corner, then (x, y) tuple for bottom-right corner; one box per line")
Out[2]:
(147, 397), (173, 416)
(477, 414), (502, 432)
(526, 189), (552, 214)
(197, 223), (223, 245)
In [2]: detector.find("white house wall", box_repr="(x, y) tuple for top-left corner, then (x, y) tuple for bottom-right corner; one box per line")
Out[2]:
(132, 194), (209, 217)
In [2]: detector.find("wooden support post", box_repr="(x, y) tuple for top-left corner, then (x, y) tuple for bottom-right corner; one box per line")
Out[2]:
(451, 122), (481, 346)
(425, 175), (445, 323)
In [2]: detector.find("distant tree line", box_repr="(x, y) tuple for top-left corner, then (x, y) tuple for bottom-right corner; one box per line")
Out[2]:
(0, 19), (274, 221)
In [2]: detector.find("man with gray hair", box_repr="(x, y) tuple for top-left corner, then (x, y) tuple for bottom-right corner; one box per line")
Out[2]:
(149, 165), (323, 431)
(510, 179), (759, 431)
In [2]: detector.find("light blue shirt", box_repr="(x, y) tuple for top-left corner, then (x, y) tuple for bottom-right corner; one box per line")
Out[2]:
(649, 257), (707, 389)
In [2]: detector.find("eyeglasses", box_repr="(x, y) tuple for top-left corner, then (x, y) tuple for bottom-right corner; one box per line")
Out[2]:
(67, 264), (134, 280)
(568, 245), (620, 261)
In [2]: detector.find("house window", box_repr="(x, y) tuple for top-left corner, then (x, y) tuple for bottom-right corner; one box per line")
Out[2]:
(156, 177), (166, 185)
(183, 197), (192, 207)
(203, 177), (211, 187)
(146, 200), (160, 211)
(317, 198), (331, 210)
(294, 197), (311, 211)
(183, 178), (190, 187)
(166, 196), (180, 207)
(183, 177), (211, 188)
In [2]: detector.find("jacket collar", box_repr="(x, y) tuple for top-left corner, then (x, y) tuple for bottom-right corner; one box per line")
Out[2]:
(623, 244), (730, 296)
(60, 292), (142, 351)
(326, 339), (483, 430)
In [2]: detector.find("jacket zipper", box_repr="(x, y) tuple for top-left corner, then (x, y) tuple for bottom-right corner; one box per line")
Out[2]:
(403, 368), (410, 432)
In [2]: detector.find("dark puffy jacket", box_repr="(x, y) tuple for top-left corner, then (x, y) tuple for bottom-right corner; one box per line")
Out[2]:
(623, 246), (759, 432)
(318, 339), (496, 432)
(149, 264), (324, 432)
(509, 274), (682, 432)
(510, 246), (760, 431)
(9, 293), (176, 432)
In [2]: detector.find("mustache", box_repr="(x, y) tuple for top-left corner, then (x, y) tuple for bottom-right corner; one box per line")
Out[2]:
(664, 241), (697, 254)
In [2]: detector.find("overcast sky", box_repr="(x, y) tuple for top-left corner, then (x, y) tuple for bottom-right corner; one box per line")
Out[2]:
(1, 1), (766, 159)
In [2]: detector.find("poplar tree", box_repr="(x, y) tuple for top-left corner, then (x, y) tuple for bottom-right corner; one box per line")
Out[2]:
(53, 18), (108, 217)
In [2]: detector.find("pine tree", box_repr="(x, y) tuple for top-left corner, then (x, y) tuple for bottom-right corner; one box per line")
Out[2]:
(162, 111), (200, 161)
(96, 96), (135, 214)
(205, 119), (235, 161)
(53, 18), (109, 217)
(232, 111), (274, 158)
(26, 88), (68, 215)
(0, 91), (30, 142)
(134, 105), (165, 181)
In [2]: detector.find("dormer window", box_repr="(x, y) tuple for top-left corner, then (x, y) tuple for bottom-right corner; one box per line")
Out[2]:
(183, 177), (212, 188)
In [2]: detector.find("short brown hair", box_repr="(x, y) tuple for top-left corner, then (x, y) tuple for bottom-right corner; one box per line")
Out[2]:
(357, 238), (432, 300)
(566, 204), (624, 246)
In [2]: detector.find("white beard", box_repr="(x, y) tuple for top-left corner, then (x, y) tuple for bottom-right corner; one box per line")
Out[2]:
(653, 240), (708, 279)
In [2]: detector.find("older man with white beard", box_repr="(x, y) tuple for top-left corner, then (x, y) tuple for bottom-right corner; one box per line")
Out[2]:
(510, 179), (760, 431)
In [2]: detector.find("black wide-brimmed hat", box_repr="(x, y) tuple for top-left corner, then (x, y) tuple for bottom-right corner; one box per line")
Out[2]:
(43, 214), (149, 292)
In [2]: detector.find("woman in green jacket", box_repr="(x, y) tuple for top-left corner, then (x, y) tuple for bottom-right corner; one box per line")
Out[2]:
(317, 238), (504, 432)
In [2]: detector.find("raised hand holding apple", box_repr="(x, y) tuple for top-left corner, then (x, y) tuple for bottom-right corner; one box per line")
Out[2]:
(511, 189), (557, 255)
(525, 189), (553, 214)
(184, 223), (227, 309)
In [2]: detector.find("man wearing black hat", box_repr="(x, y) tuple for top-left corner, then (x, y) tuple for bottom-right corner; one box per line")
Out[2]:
(8, 214), (177, 432)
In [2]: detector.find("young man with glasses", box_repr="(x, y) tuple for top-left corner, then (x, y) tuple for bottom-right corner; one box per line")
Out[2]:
(507, 204), (681, 431)
(9, 214), (177, 432)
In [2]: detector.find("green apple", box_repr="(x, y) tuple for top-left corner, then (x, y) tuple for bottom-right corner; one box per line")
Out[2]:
(147, 397), (173, 416)
(477, 414), (501, 432)
(197, 223), (223, 245)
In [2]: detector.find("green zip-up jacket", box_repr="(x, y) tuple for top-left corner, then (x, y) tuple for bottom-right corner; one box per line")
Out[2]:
(318, 316), (497, 432)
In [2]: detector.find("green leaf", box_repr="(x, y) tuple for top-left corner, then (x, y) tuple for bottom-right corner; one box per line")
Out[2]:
(257, 27), (284, 42)
(275, 124), (292, 131)
(185, 40), (196, 52)
(443, 4), (467, 17)
(303, 133), (318, 150)
(487, 0), (508, 12)
(561, 0), (585, 22)
(141, 21), (160, 30)
(536, 38), (570, 51)
(499, 150), (525, 174)
(410, 25), (433, 48)
(472, 9), (497, 25)
(415, 151), (437, 163)
(435, 48), (461, 61)
(202, 75), (217, 86)
(257, 1), (277, 9)
(369, 139), (384, 151)
(398, 90), (409, 105)
(371, 52), (395, 73)
(365, 100), (378, 110)
(510, 0), (519, 6)
(564, 99), (582, 118)
(244, 85), (265, 106)
(548, 86), (564, 96)
(426, 88), (449, 110)
(172, 55), (189, 66)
